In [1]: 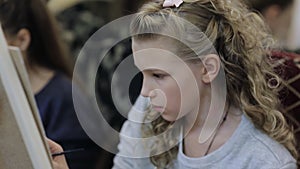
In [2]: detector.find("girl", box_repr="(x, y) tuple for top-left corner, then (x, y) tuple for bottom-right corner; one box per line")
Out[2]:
(49, 0), (298, 168)
(0, 0), (102, 168)
(113, 0), (298, 169)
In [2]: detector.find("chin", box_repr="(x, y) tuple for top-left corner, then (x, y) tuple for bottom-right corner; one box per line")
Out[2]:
(161, 113), (181, 122)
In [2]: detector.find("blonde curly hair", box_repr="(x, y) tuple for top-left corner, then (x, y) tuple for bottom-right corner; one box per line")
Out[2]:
(131, 0), (298, 168)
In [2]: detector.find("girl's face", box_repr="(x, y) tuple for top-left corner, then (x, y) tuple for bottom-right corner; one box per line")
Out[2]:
(132, 38), (205, 122)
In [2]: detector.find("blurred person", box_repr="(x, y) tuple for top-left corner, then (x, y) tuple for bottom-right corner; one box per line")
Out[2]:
(246, 0), (295, 49)
(0, 0), (102, 168)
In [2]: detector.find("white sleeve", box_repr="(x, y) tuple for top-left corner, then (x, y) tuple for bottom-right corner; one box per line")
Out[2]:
(278, 162), (297, 169)
(112, 96), (153, 169)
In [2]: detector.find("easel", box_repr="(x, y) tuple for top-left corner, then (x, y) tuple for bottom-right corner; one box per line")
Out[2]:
(0, 25), (53, 169)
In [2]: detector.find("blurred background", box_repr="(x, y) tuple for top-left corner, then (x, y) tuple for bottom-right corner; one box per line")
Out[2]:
(244, 0), (300, 52)
(45, 0), (300, 168)
(4, 0), (300, 169)
(46, 1), (147, 169)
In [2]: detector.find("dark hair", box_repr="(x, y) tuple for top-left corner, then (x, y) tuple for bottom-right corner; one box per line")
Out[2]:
(246, 0), (294, 12)
(0, 0), (73, 77)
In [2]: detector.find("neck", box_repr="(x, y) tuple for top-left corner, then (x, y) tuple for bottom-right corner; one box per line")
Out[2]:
(182, 105), (242, 158)
(27, 64), (55, 94)
(183, 99), (210, 134)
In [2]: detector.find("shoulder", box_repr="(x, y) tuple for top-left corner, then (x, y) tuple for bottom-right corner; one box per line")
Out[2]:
(236, 116), (296, 168)
(47, 72), (72, 93)
(35, 72), (74, 116)
(36, 72), (72, 97)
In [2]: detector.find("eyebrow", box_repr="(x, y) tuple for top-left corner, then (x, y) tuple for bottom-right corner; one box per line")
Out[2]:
(139, 68), (165, 72)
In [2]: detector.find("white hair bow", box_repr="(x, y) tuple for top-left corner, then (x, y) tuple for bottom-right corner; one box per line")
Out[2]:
(163, 0), (184, 7)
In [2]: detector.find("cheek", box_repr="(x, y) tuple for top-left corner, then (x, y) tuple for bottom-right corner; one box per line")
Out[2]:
(166, 89), (181, 109)
(161, 83), (181, 112)
(176, 79), (201, 116)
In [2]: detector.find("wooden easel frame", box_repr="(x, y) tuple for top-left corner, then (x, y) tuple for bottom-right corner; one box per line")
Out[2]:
(0, 25), (53, 169)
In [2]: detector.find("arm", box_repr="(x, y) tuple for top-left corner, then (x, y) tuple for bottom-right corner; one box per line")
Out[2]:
(112, 96), (153, 169)
(112, 121), (153, 169)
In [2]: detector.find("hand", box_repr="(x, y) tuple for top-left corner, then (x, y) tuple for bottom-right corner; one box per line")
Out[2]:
(47, 138), (69, 169)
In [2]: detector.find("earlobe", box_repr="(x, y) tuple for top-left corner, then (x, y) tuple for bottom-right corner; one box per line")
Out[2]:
(201, 54), (220, 83)
(16, 28), (31, 51)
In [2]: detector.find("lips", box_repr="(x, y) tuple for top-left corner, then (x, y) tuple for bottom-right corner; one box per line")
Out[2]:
(151, 105), (165, 112)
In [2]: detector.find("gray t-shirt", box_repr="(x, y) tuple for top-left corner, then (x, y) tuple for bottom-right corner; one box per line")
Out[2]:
(113, 97), (297, 169)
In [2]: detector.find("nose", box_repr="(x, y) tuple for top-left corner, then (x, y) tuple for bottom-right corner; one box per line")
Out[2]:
(140, 76), (155, 98)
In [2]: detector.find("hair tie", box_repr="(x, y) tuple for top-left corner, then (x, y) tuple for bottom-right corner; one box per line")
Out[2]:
(162, 0), (184, 7)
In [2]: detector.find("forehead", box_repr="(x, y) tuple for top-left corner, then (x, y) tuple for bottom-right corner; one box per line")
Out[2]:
(132, 38), (186, 71)
(132, 37), (177, 56)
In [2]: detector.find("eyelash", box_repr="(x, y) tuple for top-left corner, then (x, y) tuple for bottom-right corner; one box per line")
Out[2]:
(152, 73), (166, 79)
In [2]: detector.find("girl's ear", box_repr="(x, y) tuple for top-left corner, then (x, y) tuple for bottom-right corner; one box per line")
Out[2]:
(201, 54), (220, 83)
(11, 28), (31, 51)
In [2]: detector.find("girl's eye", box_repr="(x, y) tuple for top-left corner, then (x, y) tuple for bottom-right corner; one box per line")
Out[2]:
(152, 73), (166, 79)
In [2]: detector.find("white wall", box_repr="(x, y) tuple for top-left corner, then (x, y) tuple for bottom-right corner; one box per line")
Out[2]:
(287, 0), (300, 50)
